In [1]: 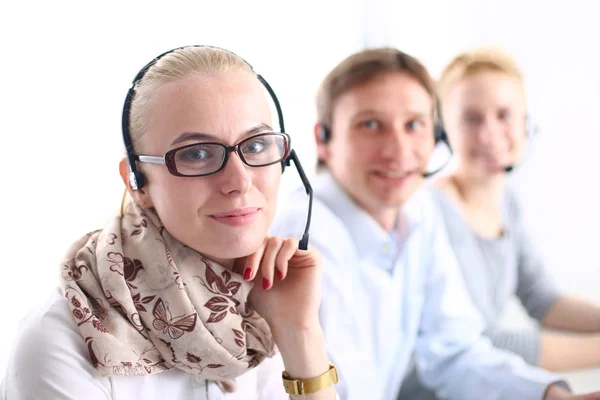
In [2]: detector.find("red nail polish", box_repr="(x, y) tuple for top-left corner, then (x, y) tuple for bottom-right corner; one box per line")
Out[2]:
(277, 270), (284, 280)
(244, 268), (252, 280)
(262, 278), (270, 290)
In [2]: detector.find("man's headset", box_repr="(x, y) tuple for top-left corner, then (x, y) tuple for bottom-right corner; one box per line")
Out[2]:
(316, 99), (451, 178)
(121, 45), (313, 250)
(317, 97), (537, 177)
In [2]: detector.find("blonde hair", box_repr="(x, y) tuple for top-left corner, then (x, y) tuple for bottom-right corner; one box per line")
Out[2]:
(437, 47), (526, 105)
(316, 47), (436, 167)
(129, 46), (253, 152)
(121, 46), (254, 215)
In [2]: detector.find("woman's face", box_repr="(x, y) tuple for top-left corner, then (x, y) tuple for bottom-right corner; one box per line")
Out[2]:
(442, 70), (527, 179)
(126, 71), (281, 264)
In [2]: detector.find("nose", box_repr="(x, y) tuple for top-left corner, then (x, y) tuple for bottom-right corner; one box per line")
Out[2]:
(478, 116), (505, 148)
(380, 124), (413, 161)
(219, 151), (252, 196)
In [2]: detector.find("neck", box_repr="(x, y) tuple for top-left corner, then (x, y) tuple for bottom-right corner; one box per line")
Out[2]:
(210, 256), (236, 271)
(366, 206), (399, 232)
(451, 167), (506, 210)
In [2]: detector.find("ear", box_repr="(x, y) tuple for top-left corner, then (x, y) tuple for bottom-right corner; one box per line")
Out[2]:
(119, 158), (154, 208)
(314, 122), (330, 165)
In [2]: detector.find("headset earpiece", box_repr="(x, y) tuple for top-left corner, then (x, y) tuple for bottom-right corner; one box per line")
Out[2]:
(434, 122), (448, 146)
(129, 171), (145, 191)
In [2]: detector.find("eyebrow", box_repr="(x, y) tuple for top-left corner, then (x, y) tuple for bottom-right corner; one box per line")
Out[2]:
(352, 109), (432, 120)
(170, 123), (274, 146)
(406, 111), (431, 120)
(352, 109), (380, 119)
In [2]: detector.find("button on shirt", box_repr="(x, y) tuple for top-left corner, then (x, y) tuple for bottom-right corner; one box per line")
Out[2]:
(270, 171), (565, 400)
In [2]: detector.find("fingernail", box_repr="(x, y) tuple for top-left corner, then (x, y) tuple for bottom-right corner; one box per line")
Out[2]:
(277, 270), (284, 280)
(244, 268), (252, 280)
(262, 278), (270, 290)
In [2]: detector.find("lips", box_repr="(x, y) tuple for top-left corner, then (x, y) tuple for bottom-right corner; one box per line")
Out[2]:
(371, 169), (416, 186)
(374, 170), (410, 178)
(209, 207), (260, 227)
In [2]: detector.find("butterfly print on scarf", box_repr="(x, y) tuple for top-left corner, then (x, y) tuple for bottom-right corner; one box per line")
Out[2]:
(152, 298), (197, 340)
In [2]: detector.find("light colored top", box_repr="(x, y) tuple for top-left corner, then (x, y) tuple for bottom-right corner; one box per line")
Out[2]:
(430, 186), (560, 363)
(270, 171), (566, 400)
(398, 186), (563, 399)
(1, 287), (340, 400)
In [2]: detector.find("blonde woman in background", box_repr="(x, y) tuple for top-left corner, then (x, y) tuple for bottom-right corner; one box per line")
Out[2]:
(432, 48), (600, 373)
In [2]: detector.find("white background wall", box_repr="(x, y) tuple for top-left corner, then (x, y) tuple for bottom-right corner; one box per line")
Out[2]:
(1, 0), (599, 392)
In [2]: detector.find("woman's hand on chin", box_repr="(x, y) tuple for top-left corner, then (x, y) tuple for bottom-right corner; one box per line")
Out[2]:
(237, 238), (336, 399)
(236, 236), (322, 332)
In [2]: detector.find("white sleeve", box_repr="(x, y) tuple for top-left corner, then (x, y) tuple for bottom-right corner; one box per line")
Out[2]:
(2, 292), (112, 400)
(255, 353), (286, 399)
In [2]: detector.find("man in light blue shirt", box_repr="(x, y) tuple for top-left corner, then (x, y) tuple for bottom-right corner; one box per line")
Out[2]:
(271, 48), (600, 399)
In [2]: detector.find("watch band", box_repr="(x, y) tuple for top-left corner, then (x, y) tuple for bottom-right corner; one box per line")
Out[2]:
(282, 363), (339, 395)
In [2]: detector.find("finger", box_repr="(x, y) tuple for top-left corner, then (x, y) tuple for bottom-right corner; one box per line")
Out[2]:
(274, 238), (298, 280)
(290, 246), (322, 270)
(258, 237), (284, 290)
(241, 238), (267, 281)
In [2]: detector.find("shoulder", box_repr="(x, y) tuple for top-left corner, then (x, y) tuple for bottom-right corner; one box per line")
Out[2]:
(406, 185), (451, 237)
(3, 288), (110, 398)
(272, 189), (355, 262)
(503, 186), (524, 225)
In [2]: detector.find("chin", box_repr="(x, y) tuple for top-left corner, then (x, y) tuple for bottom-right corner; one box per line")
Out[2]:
(376, 180), (421, 207)
(216, 230), (268, 259)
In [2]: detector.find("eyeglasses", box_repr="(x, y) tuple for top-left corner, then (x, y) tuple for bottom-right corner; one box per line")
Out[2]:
(133, 132), (291, 177)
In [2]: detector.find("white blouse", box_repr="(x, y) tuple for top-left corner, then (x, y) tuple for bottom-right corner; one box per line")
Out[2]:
(2, 288), (338, 400)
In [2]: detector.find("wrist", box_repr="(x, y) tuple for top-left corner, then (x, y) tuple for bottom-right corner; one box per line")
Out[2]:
(272, 323), (330, 379)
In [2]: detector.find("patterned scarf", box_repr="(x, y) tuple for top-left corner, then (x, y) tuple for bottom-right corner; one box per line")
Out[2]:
(59, 204), (275, 387)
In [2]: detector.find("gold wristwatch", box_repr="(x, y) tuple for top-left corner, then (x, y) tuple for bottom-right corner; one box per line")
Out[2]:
(282, 363), (339, 395)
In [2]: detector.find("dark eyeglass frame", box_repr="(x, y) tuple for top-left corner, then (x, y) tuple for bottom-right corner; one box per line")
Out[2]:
(133, 132), (291, 177)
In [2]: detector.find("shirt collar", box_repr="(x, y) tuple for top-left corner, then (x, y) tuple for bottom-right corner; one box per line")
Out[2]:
(312, 171), (422, 260)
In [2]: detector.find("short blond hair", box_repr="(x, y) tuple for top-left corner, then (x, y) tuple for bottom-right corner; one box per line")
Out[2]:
(317, 48), (436, 128)
(437, 48), (525, 105)
(129, 46), (253, 151)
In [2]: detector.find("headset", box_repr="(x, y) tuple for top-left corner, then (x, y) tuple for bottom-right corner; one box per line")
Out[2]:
(316, 99), (451, 178)
(121, 45), (312, 250)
